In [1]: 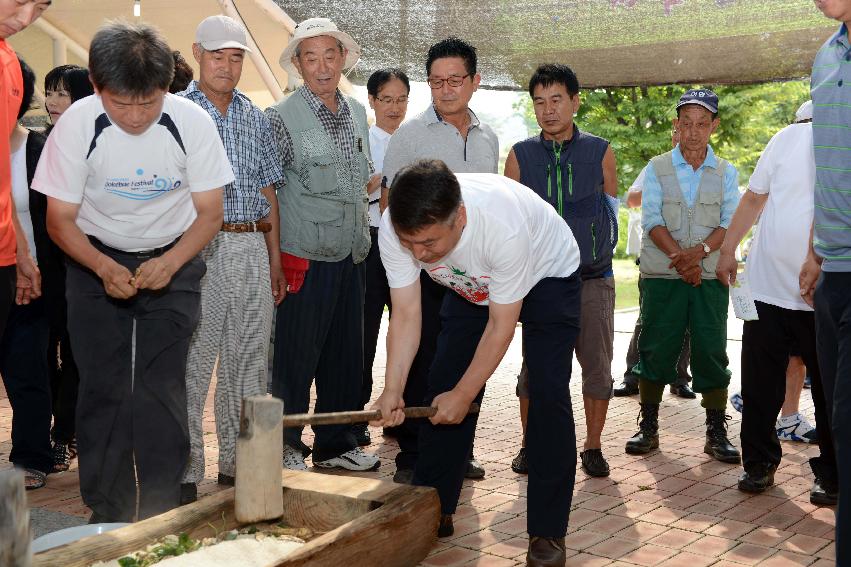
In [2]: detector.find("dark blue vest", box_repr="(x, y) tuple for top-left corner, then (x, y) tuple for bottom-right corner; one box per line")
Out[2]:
(513, 127), (614, 279)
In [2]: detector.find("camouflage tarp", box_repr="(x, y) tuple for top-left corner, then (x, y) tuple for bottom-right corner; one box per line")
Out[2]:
(277, 0), (837, 89)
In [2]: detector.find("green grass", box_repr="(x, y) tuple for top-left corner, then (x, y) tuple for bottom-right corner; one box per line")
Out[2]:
(614, 258), (640, 311)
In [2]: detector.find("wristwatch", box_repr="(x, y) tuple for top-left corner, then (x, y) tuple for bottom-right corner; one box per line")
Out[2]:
(701, 241), (711, 257)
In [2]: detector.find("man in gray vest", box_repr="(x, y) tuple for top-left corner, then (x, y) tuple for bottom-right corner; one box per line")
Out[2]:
(626, 89), (742, 464)
(265, 18), (378, 472)
(379, 37), (499, 485)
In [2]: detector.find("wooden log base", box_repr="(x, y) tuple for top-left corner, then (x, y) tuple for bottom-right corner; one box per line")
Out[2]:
(33, 470), (439, 567)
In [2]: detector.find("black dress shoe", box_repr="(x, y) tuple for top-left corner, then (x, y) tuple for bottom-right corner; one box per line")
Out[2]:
(437, 514), (454, 538)
(88, 511), (111, 524)
(180, 482), (198, 505)
(614, 382), (639, 397)
(527, 536), (566, 567)
(353, 423), (371, 447)
(465, 458), (485, 479)
(217, 473), (235, 486)
(738, 463), (777, 493)
(670, 383), (697, 399)
(810, 478), (838, 506)
(511, 448), (528, 475)
(393, 468), (414, 485)
(580, 448), (610, 477)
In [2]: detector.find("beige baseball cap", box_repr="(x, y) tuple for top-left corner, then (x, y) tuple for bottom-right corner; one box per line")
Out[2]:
(195, 15), (251, 52)
(279, 17), (360, 76)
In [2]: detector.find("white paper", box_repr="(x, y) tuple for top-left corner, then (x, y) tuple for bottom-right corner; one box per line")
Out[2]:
(731, 276), (759, 321)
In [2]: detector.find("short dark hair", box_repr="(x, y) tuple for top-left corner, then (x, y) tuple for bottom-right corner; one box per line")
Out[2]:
(389, 160), (462, 233)
(89, 21), (174, 96)
(425, 37), (477, 77)
(528, 63), (579, 98)
(367, 68), (410, 97)
(17, 57), (35, 120)
(45, 64), (94, 103)
(169, 51), (194, 93)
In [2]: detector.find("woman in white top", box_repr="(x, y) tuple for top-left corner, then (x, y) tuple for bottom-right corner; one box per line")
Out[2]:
(357, 69), (409, 447)
(0, 57), (52, 490)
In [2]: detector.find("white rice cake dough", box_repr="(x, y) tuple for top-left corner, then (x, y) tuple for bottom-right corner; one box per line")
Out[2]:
(93, 538), (304, 567)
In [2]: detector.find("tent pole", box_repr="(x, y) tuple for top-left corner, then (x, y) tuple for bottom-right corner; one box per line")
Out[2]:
(32, 17), (88, 64)
(218, 0), (285, 101)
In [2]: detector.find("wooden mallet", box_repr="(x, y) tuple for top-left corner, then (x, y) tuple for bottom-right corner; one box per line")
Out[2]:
(234, 396), (480, 523)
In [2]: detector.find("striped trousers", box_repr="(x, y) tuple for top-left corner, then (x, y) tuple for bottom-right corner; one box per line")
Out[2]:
(183, 231), (273, 483)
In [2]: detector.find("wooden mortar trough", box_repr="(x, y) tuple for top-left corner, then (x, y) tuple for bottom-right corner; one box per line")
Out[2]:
(33, 470), (440, 567)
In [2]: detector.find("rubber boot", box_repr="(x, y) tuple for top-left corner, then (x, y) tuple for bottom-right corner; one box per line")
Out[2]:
(625, 403), (659, 455)
(704, 408), (741, 464)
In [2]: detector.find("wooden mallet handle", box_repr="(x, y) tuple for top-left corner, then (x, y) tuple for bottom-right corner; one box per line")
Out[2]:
(281, 403), (481, 428)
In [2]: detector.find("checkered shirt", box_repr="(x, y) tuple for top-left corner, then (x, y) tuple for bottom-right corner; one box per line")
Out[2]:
(180, 81), (283, 223)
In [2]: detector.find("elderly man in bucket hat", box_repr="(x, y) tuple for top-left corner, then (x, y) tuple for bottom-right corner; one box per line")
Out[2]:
(265, 18), (378, 472)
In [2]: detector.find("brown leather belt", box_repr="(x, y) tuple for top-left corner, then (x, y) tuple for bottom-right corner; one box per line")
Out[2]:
(221, 221), (272, 233)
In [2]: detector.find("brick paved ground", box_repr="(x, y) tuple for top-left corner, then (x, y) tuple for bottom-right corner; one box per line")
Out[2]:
(1, 309), (836, 565)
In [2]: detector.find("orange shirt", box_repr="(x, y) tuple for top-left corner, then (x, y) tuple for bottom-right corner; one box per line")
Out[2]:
(0, 39), (21, 267)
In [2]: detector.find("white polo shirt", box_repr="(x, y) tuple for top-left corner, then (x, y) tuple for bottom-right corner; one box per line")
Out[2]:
(379, 173), (580, 306)
(33, 93), (234, 252)
(746, 122), (815, 312)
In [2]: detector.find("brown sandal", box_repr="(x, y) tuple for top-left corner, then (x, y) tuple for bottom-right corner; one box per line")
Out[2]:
(23, 468), (47, 490)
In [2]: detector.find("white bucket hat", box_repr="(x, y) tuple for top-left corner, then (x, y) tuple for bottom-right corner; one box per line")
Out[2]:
(279, 17), (361, 77)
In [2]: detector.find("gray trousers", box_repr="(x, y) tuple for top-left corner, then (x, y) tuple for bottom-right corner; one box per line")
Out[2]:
(68, 241), (204, 521)
(183, 232), (273, 483)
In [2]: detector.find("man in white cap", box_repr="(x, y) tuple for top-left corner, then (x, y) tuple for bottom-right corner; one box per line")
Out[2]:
(717, 100), (838, 505)
(178, 15), (285, 503)
(265, 18), (378, 471)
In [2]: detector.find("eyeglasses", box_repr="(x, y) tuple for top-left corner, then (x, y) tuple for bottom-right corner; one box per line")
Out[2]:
(427, 74), (471, 89)
(376, 96), (409, 105)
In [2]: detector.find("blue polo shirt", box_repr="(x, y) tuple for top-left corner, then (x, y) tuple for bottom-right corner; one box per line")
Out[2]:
(812, 24), (851, 271)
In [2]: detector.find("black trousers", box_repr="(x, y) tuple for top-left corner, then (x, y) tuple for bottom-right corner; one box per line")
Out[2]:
(362, 229), (391, 409)
(395, 273), (446, 470)
(740, 302), (836, 474)
(67, 246), (204, 522)
(0, 298), (53, 473)
(272, 256), (364, 462)
(814, 271), (851, 566)
(624, 276), (691, 386)
(414, 274), (580, 538)
(0, 264), (14, 341)
(49, 329), (79, 444)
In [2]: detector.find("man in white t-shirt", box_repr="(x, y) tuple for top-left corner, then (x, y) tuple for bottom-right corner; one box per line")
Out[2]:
(371, 160), (581, 567)
(32, 21), (231, 522)
(716, 100), (837, 504)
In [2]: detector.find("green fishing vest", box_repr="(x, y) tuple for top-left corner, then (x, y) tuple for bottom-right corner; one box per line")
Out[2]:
(639, 150), (728, 279)
(269, 91), (371, 263)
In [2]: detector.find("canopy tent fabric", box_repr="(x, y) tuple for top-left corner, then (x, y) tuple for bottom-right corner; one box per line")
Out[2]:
(7, 0), (839, 110)
(278, 0), (838, 90)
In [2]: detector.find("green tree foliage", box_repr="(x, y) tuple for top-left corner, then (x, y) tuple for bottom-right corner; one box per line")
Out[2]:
(514, 80), (810, 193)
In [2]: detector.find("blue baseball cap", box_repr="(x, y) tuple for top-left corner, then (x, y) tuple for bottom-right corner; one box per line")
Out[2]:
(676, 88), (719, 114)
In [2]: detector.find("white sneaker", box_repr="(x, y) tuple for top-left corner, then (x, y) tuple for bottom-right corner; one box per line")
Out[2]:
(283, 445), (308, 471)
(314, 447), (380, 471)
(776, 413), (818, 444)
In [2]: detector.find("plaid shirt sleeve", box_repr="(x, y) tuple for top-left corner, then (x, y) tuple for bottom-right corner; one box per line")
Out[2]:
(255, 110), (285, 190)
(264, 107), (293, 191)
